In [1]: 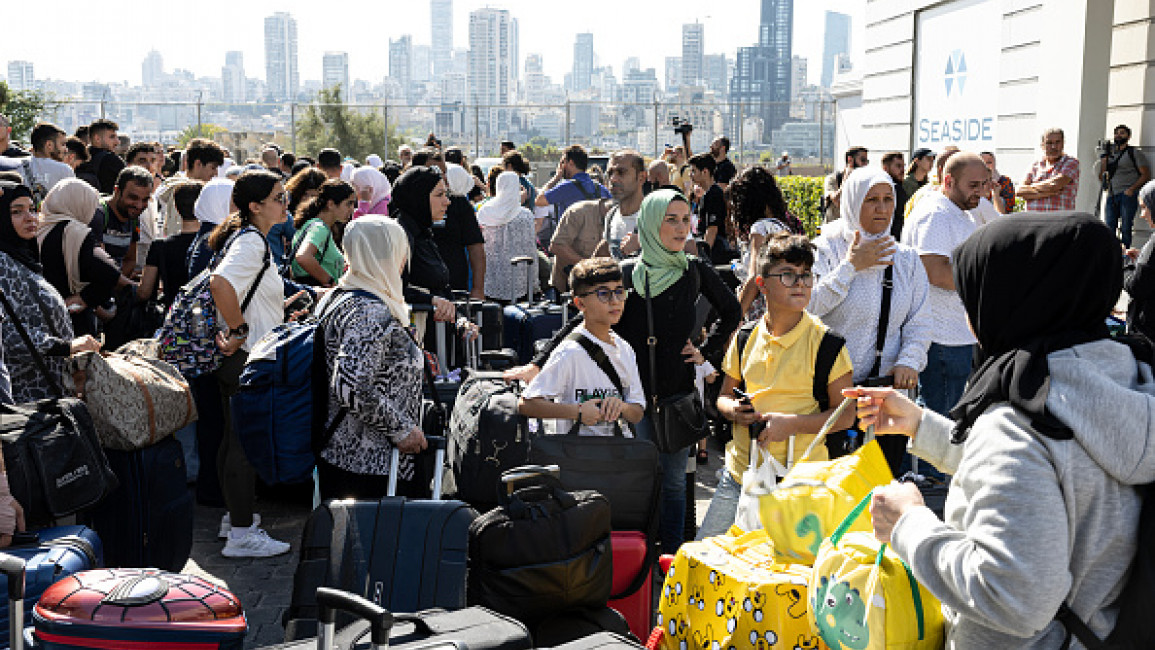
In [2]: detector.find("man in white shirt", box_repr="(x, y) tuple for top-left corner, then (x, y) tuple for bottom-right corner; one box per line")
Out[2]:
(592, 151), (646, 260)
(0, 123), (74, 202)
(901, 152), (987, 420)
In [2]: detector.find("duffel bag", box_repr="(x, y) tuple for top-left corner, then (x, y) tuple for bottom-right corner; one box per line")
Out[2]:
(810, 492), (945, 650)
(656, 528), (824, 650)
(468, 465), (612, 625)
(68, 344), (197, 451)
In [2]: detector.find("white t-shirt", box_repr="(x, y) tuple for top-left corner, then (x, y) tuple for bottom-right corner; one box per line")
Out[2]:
(603, 206), (640, 260)
(901, 191), (978, 346)
(968, 196), (1001, 227)
(694, 360), (717, 403)
(11, 157), (74, 197)
(211, 228), (284, 352)
(522, 325), (646, 437)
(735, 217), (790, 281)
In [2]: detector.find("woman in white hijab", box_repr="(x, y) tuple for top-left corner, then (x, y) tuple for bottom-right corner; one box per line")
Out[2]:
(351, 167), (392, 219)
(476, 171), (537, 302)
(810, 166), (934, 472)
(316, 215), (428, 500)
(187, 178), (235, 277)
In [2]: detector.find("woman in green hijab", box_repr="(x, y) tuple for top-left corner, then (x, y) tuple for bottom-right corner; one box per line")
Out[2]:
(519, 188), (742, 551)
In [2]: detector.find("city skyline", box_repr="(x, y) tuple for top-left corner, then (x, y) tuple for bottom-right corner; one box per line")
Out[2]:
(4, 1), (864, 90)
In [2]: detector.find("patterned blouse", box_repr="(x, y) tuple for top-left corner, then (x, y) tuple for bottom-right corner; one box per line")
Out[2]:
(0, 252), (74, 403)
(481, 209), (538, 302)
(319, 293), (423, 476)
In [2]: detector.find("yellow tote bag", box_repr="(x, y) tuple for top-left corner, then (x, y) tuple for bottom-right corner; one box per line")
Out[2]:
(657, 528), (829, 650)
(758, 399), (894, 564)
(809, 493), (945, 650)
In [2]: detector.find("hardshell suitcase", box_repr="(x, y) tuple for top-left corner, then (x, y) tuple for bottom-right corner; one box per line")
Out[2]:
(266, 588), (530, 650)
(529, 607), (635, 647)
(607, 531), (651, 641)
(502, 304), (564, 364)
(82, 435), (194, 572)
(0, 527), (101, 645)
(32, 568), (247, 649)
(539, 631), (645, 649)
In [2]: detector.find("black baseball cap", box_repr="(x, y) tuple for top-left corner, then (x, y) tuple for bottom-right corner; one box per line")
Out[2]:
(912, 148), (935, 159)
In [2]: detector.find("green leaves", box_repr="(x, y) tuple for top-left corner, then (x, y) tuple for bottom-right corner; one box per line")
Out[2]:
(0, 81), (61, 142)
(777, 176), (826, 238)
(296, 86), (403, 162)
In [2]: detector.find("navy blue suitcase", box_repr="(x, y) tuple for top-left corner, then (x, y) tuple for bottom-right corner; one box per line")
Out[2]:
(0, 525), (101, 646)
(83, 436), (194, 572)
(502, 304), (565, 364)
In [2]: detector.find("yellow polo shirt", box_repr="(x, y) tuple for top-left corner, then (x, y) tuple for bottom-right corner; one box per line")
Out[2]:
(721, 311), (853, 480)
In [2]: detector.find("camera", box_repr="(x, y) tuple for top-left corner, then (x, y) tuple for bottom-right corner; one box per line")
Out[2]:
(1097, 139), (1114, 159)
(671, 117), (694, 136)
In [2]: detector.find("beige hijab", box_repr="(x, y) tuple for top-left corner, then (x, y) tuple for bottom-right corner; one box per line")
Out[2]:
(337, 215), (411, 324)
(36, 178), (103, 296)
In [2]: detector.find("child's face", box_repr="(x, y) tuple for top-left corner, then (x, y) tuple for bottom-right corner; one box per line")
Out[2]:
(574, 280), (627, 326)
(756, 261), (812, 313)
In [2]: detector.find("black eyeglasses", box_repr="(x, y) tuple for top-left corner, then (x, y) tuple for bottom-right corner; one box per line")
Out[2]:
(764, 271), (814, 288)
(578, 287), (628, 303)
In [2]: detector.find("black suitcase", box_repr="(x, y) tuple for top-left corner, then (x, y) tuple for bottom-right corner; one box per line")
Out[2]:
(467, 466), (612, 626)
(453, 295), (505, 352)
(539, 632), (644, 649)
(82, 436), (194, 572)
(444, 371), (532, 513)
(530, 608), (637, 647)
(284, 441), (476, 641)
(268, 588), (531, 650)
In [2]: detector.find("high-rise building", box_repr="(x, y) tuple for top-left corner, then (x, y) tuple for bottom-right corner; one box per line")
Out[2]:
(791, 55), (807, 101)
(731, 0), (794, 141)
(682, 23), (704, 87)
(389, 36), (412, 101)
(7, 61), (33, 90)
(525, 53), (548, 104)
(704, 54), (729, 96)
(413, 45), (433, 83)
(431, 0), (453, 77)
(664, 57), (681, 95)
(821, 11), (851, 88)
(264, 11), (299, 101)
(142, 50), (164, 87)
(623, 57), (641, 76)
(222, 51), (246, 104)
(572, 33), (594, 92)
(322, 52), (350, 101)
(469, 8), (517, 136)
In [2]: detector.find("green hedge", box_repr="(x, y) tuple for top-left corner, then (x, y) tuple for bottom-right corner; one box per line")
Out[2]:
(777, 176), (825, 238)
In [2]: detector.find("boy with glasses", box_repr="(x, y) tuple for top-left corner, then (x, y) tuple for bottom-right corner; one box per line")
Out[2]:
(519, 258), (645, 436)
(699, 233), (854, 539)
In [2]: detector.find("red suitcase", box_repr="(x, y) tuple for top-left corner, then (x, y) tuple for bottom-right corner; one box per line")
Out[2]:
(607, 531), (651, 640)
(31, 568), (247, 649)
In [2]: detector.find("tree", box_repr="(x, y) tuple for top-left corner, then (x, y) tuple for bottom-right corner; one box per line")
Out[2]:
(296, 86), (402, 161)
(177, 123), (228, 146)
(0, 81), (62, 142)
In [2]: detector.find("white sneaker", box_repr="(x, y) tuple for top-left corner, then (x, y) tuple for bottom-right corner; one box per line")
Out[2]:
(218, 513), (261, 539)
(221, 524), (291, 558)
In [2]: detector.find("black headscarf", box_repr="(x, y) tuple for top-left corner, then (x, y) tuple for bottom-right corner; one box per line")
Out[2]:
(0, 182), (41, 273)
(389, 166), (443, 235)
(948, 212), (1122, 443)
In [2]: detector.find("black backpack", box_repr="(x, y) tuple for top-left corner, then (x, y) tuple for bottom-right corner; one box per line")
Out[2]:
(733, 320), (846, 411)
(74, 149), (108, 191)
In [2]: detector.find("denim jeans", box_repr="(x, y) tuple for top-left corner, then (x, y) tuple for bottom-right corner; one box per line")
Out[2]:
(634, 415), (690, 553)
(695, 469), (742, 541)
(1105, 191), (1140, 248)
(909, 342), (973, 480)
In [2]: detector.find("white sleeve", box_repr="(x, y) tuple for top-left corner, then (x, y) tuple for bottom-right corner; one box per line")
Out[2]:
(619, 343), (648, 407)
(522, 346), (573, 401)
(212, 231), (267, 298)
(907, 210), (954, 258)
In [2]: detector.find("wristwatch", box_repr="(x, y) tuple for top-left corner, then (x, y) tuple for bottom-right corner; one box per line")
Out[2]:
(226, 323), (250, 341)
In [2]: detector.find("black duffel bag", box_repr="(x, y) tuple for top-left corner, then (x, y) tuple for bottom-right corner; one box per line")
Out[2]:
(0, 289), (118, 525)
(467, 465), (612, 625)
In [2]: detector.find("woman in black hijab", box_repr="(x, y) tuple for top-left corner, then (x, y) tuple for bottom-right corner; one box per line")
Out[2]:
(848, 214), (1155, 648)
(0, 182), (100, 403)
(390, 166), (456, 322)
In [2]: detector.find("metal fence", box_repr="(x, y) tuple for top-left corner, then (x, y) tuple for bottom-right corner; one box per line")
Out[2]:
(38, 97), (838, 170)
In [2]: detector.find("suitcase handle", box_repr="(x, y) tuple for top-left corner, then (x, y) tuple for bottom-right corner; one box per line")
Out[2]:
(500, 464), (560, 493)
(316, 587), (392, 650)
(0, 553), (27, 650)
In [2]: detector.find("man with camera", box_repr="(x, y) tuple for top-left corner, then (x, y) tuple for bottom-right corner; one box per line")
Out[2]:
(1095, 124), (1150, 248)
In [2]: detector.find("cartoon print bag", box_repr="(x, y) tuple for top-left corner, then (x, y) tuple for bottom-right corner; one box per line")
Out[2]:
(657, 527), (827, 650)
(758, 399), (894, 564)
(809, 492), (945, 650)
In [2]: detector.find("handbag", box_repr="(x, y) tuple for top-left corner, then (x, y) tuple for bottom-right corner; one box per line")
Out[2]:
(810, 492), (945, 650)
(0, 288), (118, 525)
(734, 443), (789, 532)
(157, 228), (271, 379)
(642, 269), (708, 453)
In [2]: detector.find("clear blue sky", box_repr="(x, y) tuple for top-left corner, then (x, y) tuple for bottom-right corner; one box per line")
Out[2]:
(6, 1), (865, 87)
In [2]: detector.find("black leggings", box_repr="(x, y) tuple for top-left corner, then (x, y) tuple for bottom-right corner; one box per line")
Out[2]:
(216, 350), (255, 528)
(317, 459), (392, 502)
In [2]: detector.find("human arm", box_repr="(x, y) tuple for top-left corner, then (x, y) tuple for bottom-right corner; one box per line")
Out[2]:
(893, 252), (933, 375)
(696, 261), (742, 364)
(1124, 237), (1155, 301)
(120, 241), (138, 279)
(1127, 165), (1151, 196)
(1017, 175), (1072, 199)
(295, 242), (334, 287)
(550, 241), (585, 269)
(701, 226), (717, 250)
(137, 266), (158, 302)
(77, 233), (124, 307)
(807, 237), (856, 317)
(920, 254), (955, 291)
(209, 274), (245, 356)
(466, 242), (486, 299)
(754, 371), (855, 446)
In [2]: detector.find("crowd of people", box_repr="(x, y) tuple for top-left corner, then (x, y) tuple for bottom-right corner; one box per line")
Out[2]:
(2, 109), (1155, 647)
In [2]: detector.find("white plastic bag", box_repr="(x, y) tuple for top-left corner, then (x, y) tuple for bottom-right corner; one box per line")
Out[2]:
(734, 442), (789, 531)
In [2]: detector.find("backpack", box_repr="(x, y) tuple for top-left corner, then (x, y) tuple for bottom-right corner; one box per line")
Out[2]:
(734, 320), (845, 411)
(74, 149), (108, 191)
(230, 289), (371, 486)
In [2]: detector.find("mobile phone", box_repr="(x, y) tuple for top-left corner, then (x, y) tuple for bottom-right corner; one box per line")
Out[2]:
(731, 388), (766, 438)
(286, 292), (314, 315)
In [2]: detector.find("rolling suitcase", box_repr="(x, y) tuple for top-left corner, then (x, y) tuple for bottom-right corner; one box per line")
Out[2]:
(266, 588), (530, 650)
(283, 439), (476, 641)
(0, 527), (101, 646)
(81, 435), (194, 572)
(539, 631), (645, 649)
(502, 256), (567, 364)
(607, 532), (651, 641)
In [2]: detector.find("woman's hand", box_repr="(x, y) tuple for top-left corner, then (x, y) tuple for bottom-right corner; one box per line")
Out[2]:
(846, 230), (896, 271)
(456, 318), (480, 342)
(69, 335), (101, 355)
(503, 364), (540, 383)
(892, 365), (919, 391)
(682, 340), (704, 365)
(871, 482), (925, 543)
(396, 427), (427, 454)
(842, 387), (922, 438)
(215, 331), (244, 356)
(431, 296), (455, 322)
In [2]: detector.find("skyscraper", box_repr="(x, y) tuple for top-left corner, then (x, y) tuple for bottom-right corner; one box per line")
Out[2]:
(322, 52), (350, 101)
(7, 61), (33, 91)
(730, 0), (794, 141)
(142, 50), (164, 87)
(469, 8), (517, 136)
(389, 36), (413, 101)
(664, 57), (682, 95)
(791, 55), (807, 101)
(821, 11), (851, 88)
(681, 23), (704, 87)
(264, 12), (299, 101)
(572, 33), (594, 93)
(222, 51), (246, 104)
(704, 54), (729, 96)
(431, 0), (453, 78)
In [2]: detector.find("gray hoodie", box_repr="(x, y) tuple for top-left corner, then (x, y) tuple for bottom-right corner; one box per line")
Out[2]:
(891, 339), (1155, 649)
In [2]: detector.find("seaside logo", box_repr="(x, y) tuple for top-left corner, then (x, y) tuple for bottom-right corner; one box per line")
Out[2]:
(945, 49), (967, 97)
